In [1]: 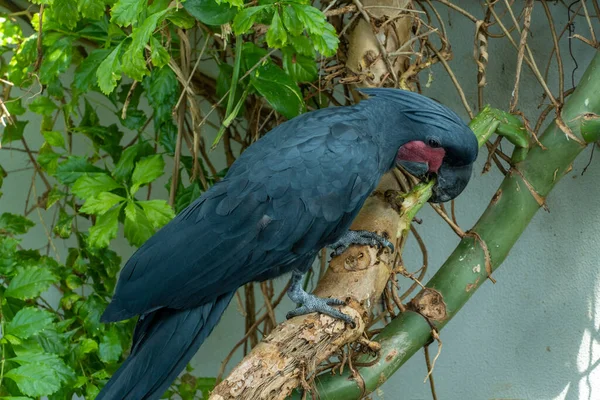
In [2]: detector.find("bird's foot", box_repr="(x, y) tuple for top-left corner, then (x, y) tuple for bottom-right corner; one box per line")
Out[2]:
(329, 230), (394, 257)
(286, 271), (354, 326)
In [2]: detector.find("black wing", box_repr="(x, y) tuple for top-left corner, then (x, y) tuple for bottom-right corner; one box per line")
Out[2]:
(102, 113), (382, 322)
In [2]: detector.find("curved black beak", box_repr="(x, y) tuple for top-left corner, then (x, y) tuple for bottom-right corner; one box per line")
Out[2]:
(396, 161), (473, 203)
(430, 163), (473, 203)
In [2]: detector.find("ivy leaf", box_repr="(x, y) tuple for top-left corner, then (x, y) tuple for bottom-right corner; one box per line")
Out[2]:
(1, 120), (28, 145)
(97, 43), (123, 95)
(131, 155), (165, 194)
(53, 209), (74, 239)
(39, 37), (73, 85)
(184, 0), (237, 26)
(80, 192), (125, 215)
(282, 48), (318, 82)
(55, 156), (104, 185)
(249, 61), (304, 119)
(138, 200), (175, 228)
(78, 0), (106, 19)
(150, 37), (170, 68)
(6, 307), (55, 339)
(88, 206), (121, 248)
(282, 5), (303, 36)
(29, 96), (57, 116)
(73, 48), (111, 92)
(266, 10), (287, 48)
(6, 267), (59, 300)
(233, 5), (270, 35)
(124, 203), (154, 246)
(0, 213), (35, 235)
(6, 353), (75, 397)
(99, 326), (123, 363)
(72, 174), (121, 199)
(111, 0), (146, 27)
(43, 131), (66, 149)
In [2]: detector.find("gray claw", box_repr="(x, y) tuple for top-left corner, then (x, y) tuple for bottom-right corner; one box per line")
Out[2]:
(330, 230), (395, 257)
(287, 270), (354, 326)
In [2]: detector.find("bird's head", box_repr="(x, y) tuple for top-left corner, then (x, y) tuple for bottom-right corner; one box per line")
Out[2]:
(360, 88), (479, 203)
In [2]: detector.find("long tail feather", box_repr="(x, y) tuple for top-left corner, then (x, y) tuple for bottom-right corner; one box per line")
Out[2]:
(97, 292), (234, 400)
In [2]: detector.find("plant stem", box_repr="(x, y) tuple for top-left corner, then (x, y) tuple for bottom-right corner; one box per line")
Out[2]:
(305, 51), (600, 400)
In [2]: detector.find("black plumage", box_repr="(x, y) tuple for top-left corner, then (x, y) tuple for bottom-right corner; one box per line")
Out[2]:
(97, 89), (478, 399)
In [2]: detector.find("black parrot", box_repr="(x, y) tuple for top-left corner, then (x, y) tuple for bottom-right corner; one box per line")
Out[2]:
(97, 88), (478, 399)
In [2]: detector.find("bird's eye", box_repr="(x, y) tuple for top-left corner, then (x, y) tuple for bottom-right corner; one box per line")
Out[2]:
(428, 138), (441, 148)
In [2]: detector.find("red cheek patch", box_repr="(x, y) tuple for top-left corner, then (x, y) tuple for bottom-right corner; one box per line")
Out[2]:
(397, 141), (446, 173)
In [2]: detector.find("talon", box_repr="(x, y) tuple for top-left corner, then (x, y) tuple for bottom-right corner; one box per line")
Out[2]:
(287, 270), (354, 325)
(329, 230), (395, 256)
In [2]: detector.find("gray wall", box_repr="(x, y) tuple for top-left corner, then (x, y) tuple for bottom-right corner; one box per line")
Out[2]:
(2, 1), (600, 399)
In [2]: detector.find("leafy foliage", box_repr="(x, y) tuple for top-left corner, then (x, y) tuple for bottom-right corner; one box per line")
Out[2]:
(0, 0), (339, 396)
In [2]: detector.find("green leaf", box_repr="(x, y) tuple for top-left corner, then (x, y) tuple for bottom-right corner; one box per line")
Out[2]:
(124, 202), (154, 246)
(250, 61), (304, 119)
(150, 36), (170, 68)
(167, 9), (196, 28)
(80, 192), (125, 215)
(97, 43), (123, 95)
(53, 209), (73, 238)
(130, 10), (170, 54)
(290, 4), (324, 35)
(121, 108), (147, 130)
(77, 337), (99, 358)
(78, 0), (106, 19)
(43, 131), (65, 148)
(29, 96), (57, 116)
(138, 200), (174, 228)
(55, 156), (104, 185)
(6, 353), (75, 397)
(233, 5), (270, 34)
(51, 0), (79, 29)
(121, 44), (150, 81)
(283, 48), (318, 82)
(282, 5), (303, 36)
(0, 213), (35, 234)
(37, 143), (60, 175)
(1, 120), (28, 145)
(99, 326), (123, 363)
(6, 267), (59, 300)
(66, 274), (83, 289)
(88, 205), (121, 248)
(184, 0), (237, 25)
(46, 186), (66, 209)
(36, 328), (69, 355)
(73, 48), (111, 92)
(72, 174), (121, 199)
(39, 37), (73, 84)
(6, 307), (55, 339)
(112, 142), (154, 181)
(131, 154), (165, 194)
(78, 295), (107, 333)
(143, 66), (178, 121)
(312, 23), (338, 57)
(111, 0), (146, 27)
(266, 10), (287, 48)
